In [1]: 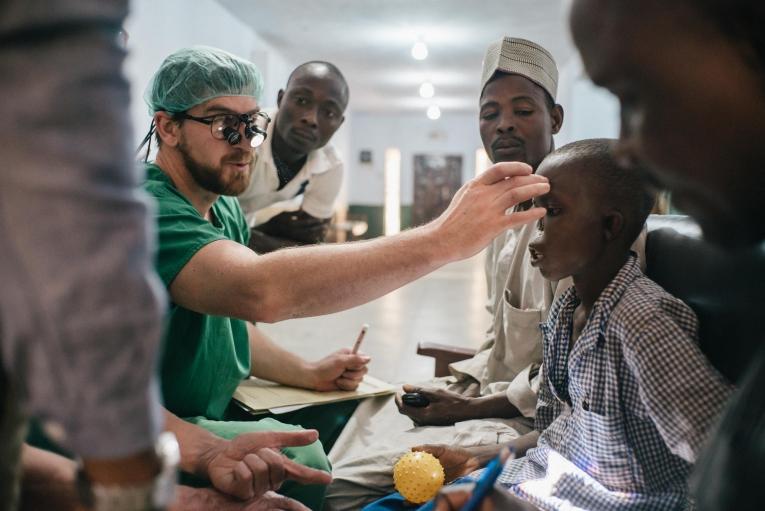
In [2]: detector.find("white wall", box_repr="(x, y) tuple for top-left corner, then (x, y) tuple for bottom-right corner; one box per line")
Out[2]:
(329, 117), (353, 212)
(347, 111), (482, 206)
(345, 69), (619, 209)
(555, 54), (620, 146)
(124, 0), (290, 148)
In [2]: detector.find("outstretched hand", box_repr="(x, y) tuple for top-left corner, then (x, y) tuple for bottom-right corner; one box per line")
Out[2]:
(309, 348), (371, 391)
(427, 161), (548, 261)
(202, 430), (331, 500)
(411, 444), (481, 483)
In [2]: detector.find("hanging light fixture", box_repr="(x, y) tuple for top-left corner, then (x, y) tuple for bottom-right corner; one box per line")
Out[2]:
(419, 81), (435, 98)
(411, 40), (428, 60)
(426, 104), (441, 120)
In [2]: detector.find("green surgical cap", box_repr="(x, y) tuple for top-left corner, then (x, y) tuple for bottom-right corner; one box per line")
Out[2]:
(145, 46), (264, 114)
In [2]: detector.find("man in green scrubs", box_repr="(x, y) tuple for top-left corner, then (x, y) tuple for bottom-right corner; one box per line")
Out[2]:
(140, 46), (551, 509)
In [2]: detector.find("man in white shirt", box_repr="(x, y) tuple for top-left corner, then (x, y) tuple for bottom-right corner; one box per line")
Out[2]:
(238, 61), (348, 252)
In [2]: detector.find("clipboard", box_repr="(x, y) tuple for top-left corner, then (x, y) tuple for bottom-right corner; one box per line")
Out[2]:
(233, 374), (395, 415)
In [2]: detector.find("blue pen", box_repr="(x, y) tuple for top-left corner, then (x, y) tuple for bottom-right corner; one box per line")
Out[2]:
(459, 448), (514, 511)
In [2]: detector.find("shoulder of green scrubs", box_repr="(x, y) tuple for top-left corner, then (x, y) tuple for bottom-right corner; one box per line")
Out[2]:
(144, 163), (251, 419)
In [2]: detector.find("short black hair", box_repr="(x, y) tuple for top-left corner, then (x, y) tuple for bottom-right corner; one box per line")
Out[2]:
(286, 61), (349, 107)
(548, 138), (655, 245)
(482, 70), (556, 111)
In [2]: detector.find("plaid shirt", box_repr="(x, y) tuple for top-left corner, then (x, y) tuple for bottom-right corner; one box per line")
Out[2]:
(478, 255), (733, 510)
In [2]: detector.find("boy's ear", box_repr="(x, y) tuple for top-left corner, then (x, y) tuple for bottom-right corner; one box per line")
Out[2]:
(603, 210), (625, 242)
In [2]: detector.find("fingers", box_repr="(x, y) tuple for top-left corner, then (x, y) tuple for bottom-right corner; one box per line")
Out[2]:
(494, 181), (550, 211)
(341, 366), (368, 380)
(333, 360), (368, 390)
(337, 367), (366, 388)
(235, 430), (320, 452)
(282, 456), (333, 485)
(229, 460), (256, 500)
(401, 385), (437, 399)
(476, 161), (534, 185)
(434, 490), (471, 511)
(415, 387), (439, 398)
(242, 452), (271, 498)
(495, 172), (549, 190)
(342, 353), (371, 370)
(337, 375), (365, 388)
(326, 352), (371, 372)
(412, 444), (443, 456)
(334, 349), (371, 364)
(254, 491), (311, 511)
(473, 172), (548, 224)
(502, 207), (546, 230)
(394, 393), (422, 422)
(254, 448), (286, 492)
(336, 377), (360, 390)
(500, 446), (513, 464)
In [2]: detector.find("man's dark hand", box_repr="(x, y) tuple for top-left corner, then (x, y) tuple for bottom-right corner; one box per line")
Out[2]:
(249, 210), (331, 253)
(394, 384), (472, 426)
(429, 447), (540, 510)
(432, 484), (541, 511)
(411, 445), (481, 483)
(257, 210), (330, 243)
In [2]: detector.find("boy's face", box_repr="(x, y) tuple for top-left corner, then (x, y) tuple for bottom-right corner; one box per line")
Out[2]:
(528, 159), (605, 281)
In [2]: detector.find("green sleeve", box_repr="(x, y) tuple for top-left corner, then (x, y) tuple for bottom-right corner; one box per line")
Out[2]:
(220, 195), (251, 247)
(152, 188), (228, 288)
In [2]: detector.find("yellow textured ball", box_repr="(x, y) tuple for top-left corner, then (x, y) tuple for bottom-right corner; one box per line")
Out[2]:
(393, 451), (445, 504)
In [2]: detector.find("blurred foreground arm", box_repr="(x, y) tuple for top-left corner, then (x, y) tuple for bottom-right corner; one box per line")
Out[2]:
(20, 444), (310, 511)
(2, 1), (167, 508)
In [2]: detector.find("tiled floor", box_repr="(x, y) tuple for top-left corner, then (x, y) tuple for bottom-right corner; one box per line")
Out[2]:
(259, 251), (490, 384)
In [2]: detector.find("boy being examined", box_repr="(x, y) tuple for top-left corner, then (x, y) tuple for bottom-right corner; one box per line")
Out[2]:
(367, 139), (732, 510)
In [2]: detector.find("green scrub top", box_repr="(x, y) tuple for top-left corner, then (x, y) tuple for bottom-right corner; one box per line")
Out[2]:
(144, 164), (251, 420)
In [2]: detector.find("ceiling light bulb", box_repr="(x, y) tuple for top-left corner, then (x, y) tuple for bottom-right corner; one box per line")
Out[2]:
(419, 82), (435, 98)
(426, 105), (441, 120)
(411, 41), (428, 60)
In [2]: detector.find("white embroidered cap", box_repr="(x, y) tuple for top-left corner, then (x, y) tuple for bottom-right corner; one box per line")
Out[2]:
(481, 37), (558, 101)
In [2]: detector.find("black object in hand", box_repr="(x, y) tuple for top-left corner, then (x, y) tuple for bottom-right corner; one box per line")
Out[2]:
(402, 392), (430, 407)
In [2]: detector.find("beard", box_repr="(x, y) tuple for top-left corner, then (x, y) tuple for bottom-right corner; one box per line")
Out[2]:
(178, 141), (252, 196)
